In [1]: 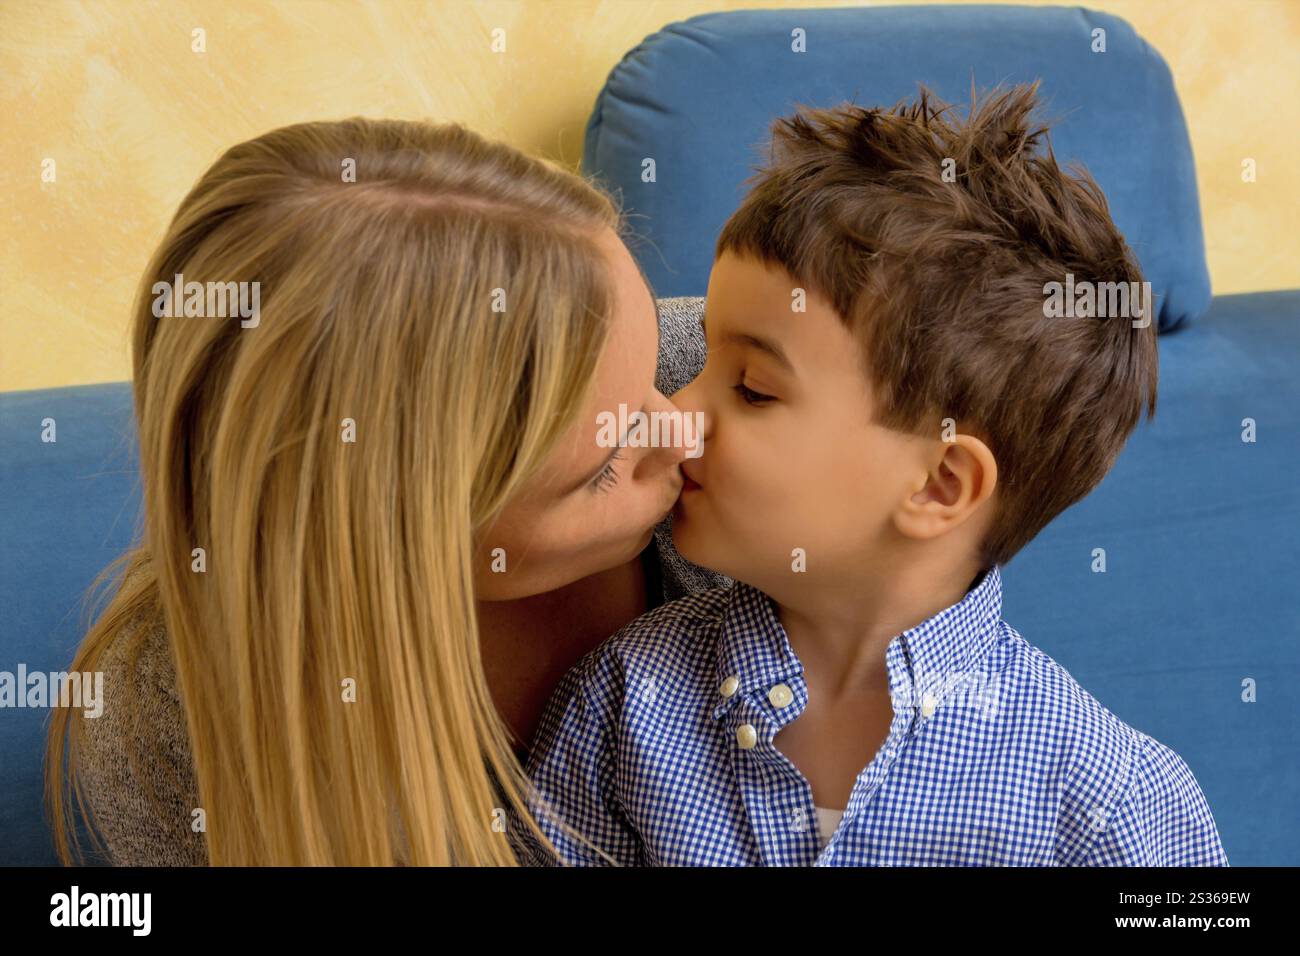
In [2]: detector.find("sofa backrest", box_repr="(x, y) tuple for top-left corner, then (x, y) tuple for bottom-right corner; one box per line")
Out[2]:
(0, 383), (140, 864)
(582, 4), (1209, 331)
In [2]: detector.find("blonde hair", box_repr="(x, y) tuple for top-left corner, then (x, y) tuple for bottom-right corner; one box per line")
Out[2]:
(46, 117), (622, 865)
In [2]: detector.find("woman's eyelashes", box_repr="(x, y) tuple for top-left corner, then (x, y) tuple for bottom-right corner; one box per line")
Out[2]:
(733, 381), (775, 405)
(589, 449), (624, 493)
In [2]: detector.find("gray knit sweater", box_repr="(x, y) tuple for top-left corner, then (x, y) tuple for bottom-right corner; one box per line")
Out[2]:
(79, 296), (730, 865)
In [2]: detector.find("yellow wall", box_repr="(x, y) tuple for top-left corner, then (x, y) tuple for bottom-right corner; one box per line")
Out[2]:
(3, 0), (1297, 392)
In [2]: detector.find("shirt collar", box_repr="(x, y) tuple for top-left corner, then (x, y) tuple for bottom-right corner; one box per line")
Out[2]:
(712, 565), (1004, 720)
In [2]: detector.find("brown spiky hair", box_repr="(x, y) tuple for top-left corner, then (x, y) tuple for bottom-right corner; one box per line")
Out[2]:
(716, 82), (1158, 568)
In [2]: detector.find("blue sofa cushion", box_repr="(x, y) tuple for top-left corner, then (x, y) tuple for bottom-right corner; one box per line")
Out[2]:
(1, 383), (141, 865)
(583, 4), (1210, 331)
(998, 291), (1300, 868)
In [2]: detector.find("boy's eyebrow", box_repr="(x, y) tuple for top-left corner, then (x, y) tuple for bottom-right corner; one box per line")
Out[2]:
(700, 312), (796, 375)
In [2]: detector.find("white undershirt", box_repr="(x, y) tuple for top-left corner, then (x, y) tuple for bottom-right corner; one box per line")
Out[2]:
(815, 806), (845, 846)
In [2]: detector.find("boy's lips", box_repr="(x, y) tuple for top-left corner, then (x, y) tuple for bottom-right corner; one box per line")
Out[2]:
(680, 463), (702, 492)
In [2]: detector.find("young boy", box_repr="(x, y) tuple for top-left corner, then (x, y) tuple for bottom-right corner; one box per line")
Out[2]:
(512, 84), (1228, 866)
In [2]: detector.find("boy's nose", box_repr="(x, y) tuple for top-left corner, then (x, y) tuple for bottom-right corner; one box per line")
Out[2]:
(668, 382), (710, 458)
(674, 377), (708, 416)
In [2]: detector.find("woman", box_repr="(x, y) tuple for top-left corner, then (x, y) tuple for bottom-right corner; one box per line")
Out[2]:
(45, 118), (720, 866)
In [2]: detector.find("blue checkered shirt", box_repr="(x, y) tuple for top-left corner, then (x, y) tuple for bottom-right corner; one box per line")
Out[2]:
(512, 565), (1228, 866)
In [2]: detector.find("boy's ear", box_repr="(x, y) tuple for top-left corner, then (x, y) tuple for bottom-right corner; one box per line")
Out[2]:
(894, 434), (998, 542)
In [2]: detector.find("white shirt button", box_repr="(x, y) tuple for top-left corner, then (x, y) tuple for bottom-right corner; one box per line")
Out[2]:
(719, 675), (740, 698)
(768, 683), (794, 708)
(736, 724), (758, 749)
(921, 692), (938, 718)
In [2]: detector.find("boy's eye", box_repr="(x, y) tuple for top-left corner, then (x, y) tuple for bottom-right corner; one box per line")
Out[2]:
(733, 382), (775, 405)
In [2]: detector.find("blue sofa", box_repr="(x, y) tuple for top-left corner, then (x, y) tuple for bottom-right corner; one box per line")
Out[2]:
(2, 4), (1296, 866)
